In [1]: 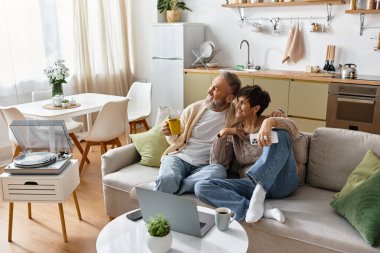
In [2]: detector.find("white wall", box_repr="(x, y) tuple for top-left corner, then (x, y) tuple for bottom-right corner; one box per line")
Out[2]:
(132, 1), (380, 79)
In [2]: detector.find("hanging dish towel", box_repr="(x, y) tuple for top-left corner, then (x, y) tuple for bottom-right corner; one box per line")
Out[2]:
(283, 24), (305, 63)
(282, 25), (295, 63)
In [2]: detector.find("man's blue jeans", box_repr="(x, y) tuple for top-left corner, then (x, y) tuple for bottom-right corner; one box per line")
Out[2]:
(155, 155), (227, 194)
(194, 130), (299, 221)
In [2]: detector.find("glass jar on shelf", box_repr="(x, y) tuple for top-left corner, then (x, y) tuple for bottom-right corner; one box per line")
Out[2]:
(357, 0), (367, 9)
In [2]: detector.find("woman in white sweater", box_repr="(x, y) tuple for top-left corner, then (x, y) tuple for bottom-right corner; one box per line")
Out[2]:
(194, 85), (299, 223)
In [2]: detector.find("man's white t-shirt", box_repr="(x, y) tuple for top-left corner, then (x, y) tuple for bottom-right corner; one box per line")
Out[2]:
(175, 108), (227, 166)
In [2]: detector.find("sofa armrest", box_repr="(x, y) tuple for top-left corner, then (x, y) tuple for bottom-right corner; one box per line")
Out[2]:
(101, 143), (140, 177)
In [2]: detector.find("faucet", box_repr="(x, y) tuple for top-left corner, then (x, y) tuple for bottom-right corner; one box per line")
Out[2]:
(240, 40), (254, 69)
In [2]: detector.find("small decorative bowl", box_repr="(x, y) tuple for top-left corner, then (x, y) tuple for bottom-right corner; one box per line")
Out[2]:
(52, 95), (63, 107)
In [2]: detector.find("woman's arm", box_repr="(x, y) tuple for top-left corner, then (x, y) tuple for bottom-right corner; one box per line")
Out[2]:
(209, 130), (237, 170)
(257, 117), (298, 147)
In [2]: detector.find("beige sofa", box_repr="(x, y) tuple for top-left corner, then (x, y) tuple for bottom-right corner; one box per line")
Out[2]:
(101, 127), (380, 253)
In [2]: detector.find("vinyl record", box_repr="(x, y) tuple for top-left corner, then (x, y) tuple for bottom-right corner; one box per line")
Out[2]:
(14, 152), (57, 168)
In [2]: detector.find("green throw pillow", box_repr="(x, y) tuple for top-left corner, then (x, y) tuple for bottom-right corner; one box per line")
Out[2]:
(330, 171), (380, 246)
(130, 124), (169, 167)
(334, 150), (380, 199)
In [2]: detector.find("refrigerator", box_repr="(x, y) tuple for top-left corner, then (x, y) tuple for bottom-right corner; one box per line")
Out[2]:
(150, 23), (204, 121)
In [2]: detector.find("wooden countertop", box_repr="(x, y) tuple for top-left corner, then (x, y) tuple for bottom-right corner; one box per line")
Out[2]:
(184, 68), (380, 86)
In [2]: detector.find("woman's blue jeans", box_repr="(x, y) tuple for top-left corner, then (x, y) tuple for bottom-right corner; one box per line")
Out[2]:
(194, 130), (299, 221)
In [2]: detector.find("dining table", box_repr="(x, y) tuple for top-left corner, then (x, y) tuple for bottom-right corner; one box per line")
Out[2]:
(12, 93), (127, 131)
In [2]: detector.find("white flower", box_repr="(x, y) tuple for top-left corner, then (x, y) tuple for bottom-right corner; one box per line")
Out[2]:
(44, 60), (70, 85)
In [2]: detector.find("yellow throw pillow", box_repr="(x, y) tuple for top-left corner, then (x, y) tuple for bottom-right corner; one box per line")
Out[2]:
(130, 124), (169, 167)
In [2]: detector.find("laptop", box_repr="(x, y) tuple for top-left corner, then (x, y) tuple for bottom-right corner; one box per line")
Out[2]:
(135, 187), (215, 238)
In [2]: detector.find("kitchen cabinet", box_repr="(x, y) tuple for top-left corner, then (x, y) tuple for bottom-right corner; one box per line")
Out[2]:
(184, 71), (330, 133)
(239, 76), (254, 87)
(289, 117), (326, 133)
(184, 73), (212, 107)
(254, 77), (289, 115)
(211, 74), (253, 87)
(184, 72), (253, 107)
(288, 80), (329, 130)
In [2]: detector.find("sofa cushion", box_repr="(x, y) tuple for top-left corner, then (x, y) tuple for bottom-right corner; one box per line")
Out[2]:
(103, 164), (158, 193)
(251, 185), (380, 253)
(292, 132), (310, 185)
(307, 128), (380, 191)
(334, 150), (380, 199)
(130, 124), (169, 167)
(331, 171), (380, 246)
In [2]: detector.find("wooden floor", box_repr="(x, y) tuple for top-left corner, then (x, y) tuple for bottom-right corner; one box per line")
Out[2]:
(0, 138), (127, 253)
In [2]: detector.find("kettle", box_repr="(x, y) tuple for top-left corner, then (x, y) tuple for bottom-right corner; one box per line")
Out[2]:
(339, 63), (357, 79)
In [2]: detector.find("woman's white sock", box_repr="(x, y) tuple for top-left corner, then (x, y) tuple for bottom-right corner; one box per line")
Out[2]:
(263, 203), (285, 223)
(245, 183), (266, 223)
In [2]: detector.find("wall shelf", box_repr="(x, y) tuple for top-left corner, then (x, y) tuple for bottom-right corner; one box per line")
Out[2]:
(345, 9), (380, 14)
(224, 1), (338, 27)
(222, 0), (345, 8)
(345, 10), (380, 36)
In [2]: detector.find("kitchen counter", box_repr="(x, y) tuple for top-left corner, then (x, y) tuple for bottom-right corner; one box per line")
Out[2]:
(184, 68), (380, 86)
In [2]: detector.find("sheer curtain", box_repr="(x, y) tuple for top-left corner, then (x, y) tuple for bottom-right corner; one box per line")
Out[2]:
(0, 0), (131, 106)
(73, 0), (132, 95)
(0, 0), (74, 106)
(0, 0), (132, 163)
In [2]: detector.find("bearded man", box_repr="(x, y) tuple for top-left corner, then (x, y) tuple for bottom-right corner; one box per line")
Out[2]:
(154, 72), (242, 194)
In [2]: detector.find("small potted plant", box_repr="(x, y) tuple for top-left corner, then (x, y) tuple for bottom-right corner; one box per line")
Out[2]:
(146, 215), (172, 253)
(157, 0), (191, 23)
(61, 99), (70, 108)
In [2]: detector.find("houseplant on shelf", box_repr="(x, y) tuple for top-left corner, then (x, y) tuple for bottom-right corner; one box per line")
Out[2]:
(44, 59), (70, 97)
(146, 215), (172, 253)
(157, 0), (191, 23)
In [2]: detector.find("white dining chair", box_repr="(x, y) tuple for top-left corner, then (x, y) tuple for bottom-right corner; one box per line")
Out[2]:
(127, 82), (152, 134)
(31, 90), (90, 165)
(0, 107), (25, 160)
(76, 98), (129, 174)
(0, 106), (35, 217)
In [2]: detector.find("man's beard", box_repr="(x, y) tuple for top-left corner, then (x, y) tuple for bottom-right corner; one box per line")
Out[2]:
(206, 96), (229, 111)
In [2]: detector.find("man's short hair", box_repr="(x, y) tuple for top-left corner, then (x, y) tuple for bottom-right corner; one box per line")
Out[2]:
(220, 72), (241, 96)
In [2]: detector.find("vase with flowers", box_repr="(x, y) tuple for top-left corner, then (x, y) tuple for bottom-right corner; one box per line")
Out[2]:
(44, 59), (70, 98)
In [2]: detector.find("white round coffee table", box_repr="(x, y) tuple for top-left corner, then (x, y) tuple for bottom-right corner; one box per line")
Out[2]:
(96, 206), (249, 253)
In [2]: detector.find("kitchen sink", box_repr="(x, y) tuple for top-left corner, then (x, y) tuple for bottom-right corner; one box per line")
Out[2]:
(218, 68), (258, 73)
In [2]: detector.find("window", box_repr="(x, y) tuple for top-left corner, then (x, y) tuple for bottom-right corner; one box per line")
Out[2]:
(0, 0), (73, 105)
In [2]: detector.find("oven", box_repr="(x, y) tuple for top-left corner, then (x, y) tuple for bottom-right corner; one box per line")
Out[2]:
(326, 82), (380, 134)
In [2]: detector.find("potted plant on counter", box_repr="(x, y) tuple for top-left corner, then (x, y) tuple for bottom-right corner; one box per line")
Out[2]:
(146, 215), (172, 253)
(157, 0), (191, 23)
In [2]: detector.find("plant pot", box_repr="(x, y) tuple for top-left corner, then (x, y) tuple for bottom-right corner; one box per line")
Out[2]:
(52, 95), (64, 107)
(166, 10), (181, 23)
(146, 231), (172, 253)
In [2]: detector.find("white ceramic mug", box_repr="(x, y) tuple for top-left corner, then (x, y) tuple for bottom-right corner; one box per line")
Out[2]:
(215, 207), (236, 231)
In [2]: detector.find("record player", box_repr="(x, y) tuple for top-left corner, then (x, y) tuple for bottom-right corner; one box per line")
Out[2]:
(5, 120), (73, 175)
